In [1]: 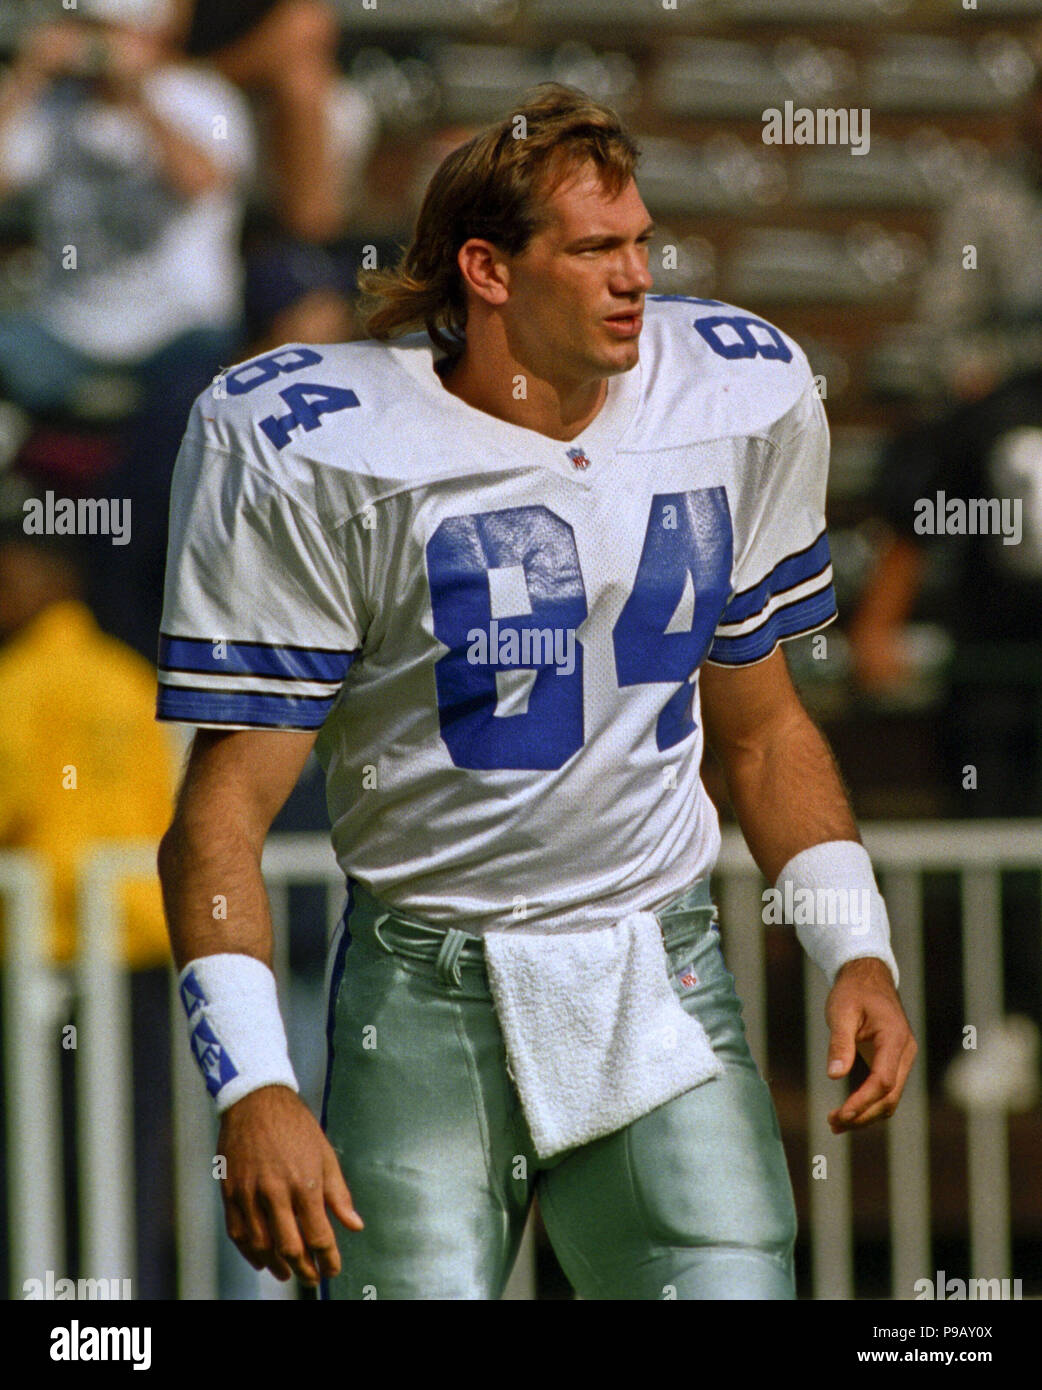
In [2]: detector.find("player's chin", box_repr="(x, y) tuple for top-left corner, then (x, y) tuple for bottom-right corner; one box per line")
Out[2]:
(593, 326), (642, 366)
(599, 338), (641, 373)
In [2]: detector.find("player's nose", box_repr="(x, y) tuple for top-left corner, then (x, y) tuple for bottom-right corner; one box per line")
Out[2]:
(612, 248), (654, 296)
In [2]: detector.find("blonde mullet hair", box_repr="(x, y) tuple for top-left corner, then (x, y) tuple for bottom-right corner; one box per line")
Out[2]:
(358, 84), (640, 353)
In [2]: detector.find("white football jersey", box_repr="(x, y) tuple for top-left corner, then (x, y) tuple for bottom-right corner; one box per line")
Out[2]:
(158, 296), (836, 932)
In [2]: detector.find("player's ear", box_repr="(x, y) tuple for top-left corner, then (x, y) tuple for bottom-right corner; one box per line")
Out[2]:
(457, 239), (510, 307)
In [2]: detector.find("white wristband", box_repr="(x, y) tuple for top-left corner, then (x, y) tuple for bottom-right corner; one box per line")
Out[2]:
(773, 841), (900, 988)
(178, 954), (299, 1114)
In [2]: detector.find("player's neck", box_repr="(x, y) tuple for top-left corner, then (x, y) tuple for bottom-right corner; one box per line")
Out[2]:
(439, 347), (608, 442)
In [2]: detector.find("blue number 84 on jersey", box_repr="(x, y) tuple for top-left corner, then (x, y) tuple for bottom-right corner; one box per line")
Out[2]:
(426, 489), (733, 771)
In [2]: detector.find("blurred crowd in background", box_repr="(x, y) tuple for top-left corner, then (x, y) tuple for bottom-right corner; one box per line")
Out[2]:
(0, 0), (1040, 1299)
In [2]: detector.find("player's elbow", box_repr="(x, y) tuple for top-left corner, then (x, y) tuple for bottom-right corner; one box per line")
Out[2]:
(157, 810), (215, 889)
(156, 820), (183, 894)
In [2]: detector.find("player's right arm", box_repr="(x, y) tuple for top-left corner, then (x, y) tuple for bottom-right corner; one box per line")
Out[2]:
(157, 356), (370, 1282)
(158, 727), (364, 1287)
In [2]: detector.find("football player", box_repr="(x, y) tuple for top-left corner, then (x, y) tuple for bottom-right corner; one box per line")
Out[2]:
(157, 85), (916, 1299)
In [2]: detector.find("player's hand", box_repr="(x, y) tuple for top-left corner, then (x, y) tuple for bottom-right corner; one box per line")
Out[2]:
(218, 1085), (364, 1287)
(824, 957), (917, 1134)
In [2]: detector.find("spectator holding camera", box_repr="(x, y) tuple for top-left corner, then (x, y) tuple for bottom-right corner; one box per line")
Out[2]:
(0, 0), (253, 417)
(0, 0), (254, 657)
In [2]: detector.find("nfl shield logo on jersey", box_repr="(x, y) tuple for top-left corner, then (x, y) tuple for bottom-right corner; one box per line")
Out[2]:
(566, 446), (591, 470)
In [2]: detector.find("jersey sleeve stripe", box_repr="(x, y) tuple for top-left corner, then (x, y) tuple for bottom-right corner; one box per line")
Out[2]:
(707, 583), (837, 666)
(716, 532), (831, 626)
(156, 686), (337, 728)
(158, 635), (358, 682)
(158, 670), (343, 698)
(714, 564), (833, 639)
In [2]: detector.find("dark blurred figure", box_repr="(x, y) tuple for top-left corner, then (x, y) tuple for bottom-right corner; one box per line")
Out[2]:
(850, 77), (1042, 809)
(174, 0), (379, 350)
(851, 376), (1042, 814)
(850, 80), (1042, 1111)
(175, 0), (347, 243)
(0, 0), (254, 657)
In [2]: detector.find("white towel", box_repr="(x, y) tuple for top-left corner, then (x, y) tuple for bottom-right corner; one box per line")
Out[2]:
(483, 911), (723, 1159)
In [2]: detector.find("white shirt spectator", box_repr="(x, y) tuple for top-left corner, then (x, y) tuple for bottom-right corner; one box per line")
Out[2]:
(0, 62), (254, 361)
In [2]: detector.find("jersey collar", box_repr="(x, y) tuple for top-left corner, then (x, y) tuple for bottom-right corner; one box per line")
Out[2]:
(389, 334), (643, 481)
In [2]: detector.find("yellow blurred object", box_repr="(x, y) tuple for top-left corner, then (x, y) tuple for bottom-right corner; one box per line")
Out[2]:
(0, 599), (176, 967)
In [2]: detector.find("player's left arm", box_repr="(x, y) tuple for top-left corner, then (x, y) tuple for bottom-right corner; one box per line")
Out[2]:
(700, 649), (917, 1133)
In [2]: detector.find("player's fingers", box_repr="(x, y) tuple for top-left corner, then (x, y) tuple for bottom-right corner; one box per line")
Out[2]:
(292, 1186), (342, 1281)
(825, 1003), (860, 1078)
(230, 1180), (296, 1280)
(242, 1242), (294, 1282)
(833, 1043), (900, 1120)
(225, 1208), (266, 1270)
(224, 1197), (248, 1246)
(896, 1029), (919, 1086)
(830, 1071), (889, 1126)
(828, 1035), (898, 1122)
(261, 1250), (295, 1282)
(260, 1186), (321, 1287)
(881, 1032), (918, 1111)
(830, 1087), (901, 1131)
(830, 1032), (917, 1128)
(226, 1189), (278, 1273)
(322, 1145), (364, 1231)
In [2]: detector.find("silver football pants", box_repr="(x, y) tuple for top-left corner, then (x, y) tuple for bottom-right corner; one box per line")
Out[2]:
(321, 879), (797, 1300)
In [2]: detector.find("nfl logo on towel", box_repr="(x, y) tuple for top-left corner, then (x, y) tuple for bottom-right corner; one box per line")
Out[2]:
(566, 447), (591, 470)
(678, 964), (698, 989)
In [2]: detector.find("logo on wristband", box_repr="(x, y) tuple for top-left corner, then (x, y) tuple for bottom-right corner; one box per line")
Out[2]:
(189, 1016), (239, 1098)
(179, 968), (208, 1019)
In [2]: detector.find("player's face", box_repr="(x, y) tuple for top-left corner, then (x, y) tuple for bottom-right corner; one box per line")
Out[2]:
(503, 167), (655, 386)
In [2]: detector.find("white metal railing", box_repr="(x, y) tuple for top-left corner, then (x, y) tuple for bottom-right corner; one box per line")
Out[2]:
(716, 820), (1042, 1301)
(1, 850), (64, 1292)
(3, 823), (1040, 1300)
(76, 847), (145, 1288)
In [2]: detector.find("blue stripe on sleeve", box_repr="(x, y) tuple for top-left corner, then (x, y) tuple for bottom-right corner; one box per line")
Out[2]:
(708, 583), (837, 666)
(158, 635), (357, 683)
(718, 533), (832, 626)
(156, 685), (337, 728)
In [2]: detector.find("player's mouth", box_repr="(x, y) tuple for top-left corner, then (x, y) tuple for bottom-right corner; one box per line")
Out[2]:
(604, 310), (643, 338)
